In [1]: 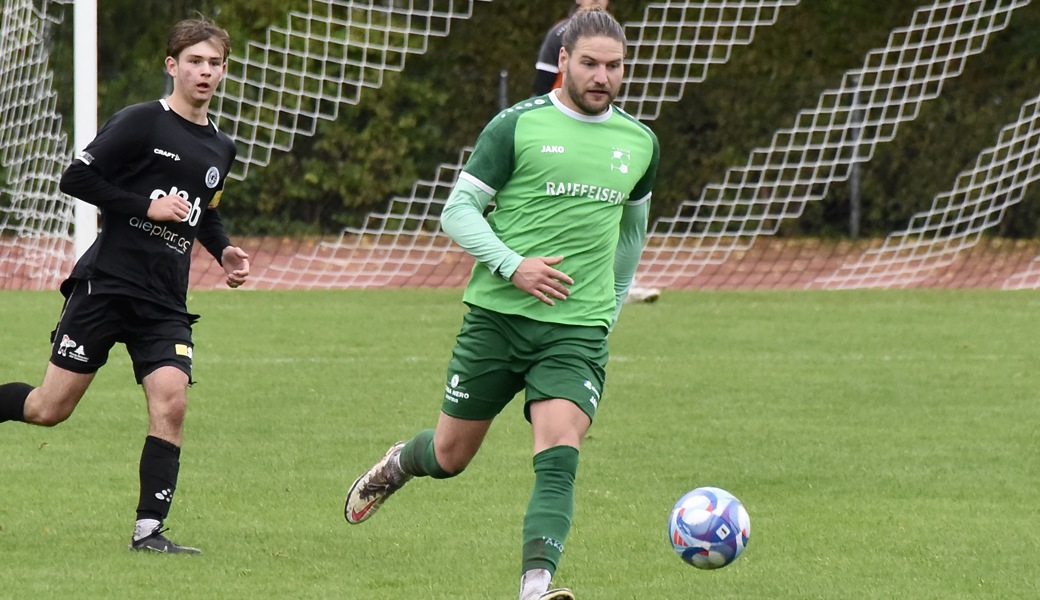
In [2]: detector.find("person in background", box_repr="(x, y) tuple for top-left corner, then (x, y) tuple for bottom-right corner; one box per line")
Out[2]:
(534, 0), (661, 305)
(344, 7), (659, 600)
(0, 16), (249, 555)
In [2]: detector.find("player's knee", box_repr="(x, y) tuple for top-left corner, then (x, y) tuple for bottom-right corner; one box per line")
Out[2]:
(433, 444), (475, 475)
(437, 455), (470, 477)
(31, 412), (69, 427)
(151, 395), (187, 425)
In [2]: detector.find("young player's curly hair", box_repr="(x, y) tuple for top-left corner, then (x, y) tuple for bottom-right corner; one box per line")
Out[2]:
(561, 6), (626, 54)
(167, 16), (231, 62)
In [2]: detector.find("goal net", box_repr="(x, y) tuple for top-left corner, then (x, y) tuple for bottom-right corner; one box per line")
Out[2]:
(814, 89), (1040, 289)
(2, 0), (1038, 291)
(638, 0), (1031, 289)
(247, 0), (804, 289)
(0, 0), (73, 290)
(210, 0), (492, 182)
(247, 0), (1037, 290)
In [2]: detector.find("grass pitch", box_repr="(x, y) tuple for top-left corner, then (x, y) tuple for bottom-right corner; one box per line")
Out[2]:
(1, 288), (1038, 599)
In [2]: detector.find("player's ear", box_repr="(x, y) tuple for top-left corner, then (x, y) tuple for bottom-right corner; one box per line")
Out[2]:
(164, 55), (177, 77)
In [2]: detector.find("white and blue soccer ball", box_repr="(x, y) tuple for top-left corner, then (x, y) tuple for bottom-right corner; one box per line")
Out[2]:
(668, 486), (751, 570)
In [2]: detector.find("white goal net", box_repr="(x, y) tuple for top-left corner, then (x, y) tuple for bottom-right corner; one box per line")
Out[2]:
(248, 0), (805, 289)
(210, 0), (492, 182)
(2, 0), (1039, 291)
(638, 0), (1031, 289)
(814, 89), (1040, 289)
(0, 0), (73, 290)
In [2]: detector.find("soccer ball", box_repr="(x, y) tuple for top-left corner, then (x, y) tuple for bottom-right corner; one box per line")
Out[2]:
(668, 486), (751, 570)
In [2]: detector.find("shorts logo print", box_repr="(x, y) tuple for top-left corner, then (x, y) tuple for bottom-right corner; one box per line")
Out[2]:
(58, 334), (90, 363)
(444, 373), (469, 404)
(583, 380), (600, 408)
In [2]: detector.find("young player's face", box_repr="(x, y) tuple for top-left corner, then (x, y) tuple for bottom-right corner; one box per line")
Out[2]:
(166, 38), (227, 107)
(559, 35), (624, 116)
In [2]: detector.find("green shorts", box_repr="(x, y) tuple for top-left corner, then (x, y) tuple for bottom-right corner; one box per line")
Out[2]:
(441, 304), (609, 422)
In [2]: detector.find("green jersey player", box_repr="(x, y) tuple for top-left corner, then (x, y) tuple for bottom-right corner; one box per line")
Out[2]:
(344, 7), (659, 600)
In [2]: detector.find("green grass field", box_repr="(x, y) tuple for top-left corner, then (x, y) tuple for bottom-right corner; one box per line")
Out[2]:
(2, 288), (1038, 599)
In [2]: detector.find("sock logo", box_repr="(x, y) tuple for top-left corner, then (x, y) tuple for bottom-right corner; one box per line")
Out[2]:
(155, 488), (173, 503)
(542, 536), (565, 553)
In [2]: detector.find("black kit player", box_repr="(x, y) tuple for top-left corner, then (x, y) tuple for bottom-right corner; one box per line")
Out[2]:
(533, 1), (612, 96)
(0, 17), (249, 554)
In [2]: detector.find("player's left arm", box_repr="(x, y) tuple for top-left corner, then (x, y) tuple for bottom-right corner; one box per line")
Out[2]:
(611, 195), (649, 328)
(611, 128), (660, 329)
(196, 203), (250, 288)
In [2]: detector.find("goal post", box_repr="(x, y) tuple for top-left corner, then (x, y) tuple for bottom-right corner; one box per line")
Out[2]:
(73, 0), (97, 259)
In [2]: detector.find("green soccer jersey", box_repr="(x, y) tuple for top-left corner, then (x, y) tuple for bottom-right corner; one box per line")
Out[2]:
(458, 93), (660, 328)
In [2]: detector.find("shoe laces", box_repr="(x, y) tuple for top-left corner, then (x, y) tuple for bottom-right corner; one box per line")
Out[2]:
(135, 525), (169, 543)
(359, 454), (409, 500)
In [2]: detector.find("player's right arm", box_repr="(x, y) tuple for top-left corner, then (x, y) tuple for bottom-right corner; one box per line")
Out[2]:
(441, 176), (572, 305)
(59, 160), (155, 217)
(441, 175), (522, 279)
(59, 103), (186, 221)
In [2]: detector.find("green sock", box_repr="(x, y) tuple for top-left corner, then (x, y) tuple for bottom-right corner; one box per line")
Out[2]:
(521, 445), (579, 575)
(398, 429), (454, 479)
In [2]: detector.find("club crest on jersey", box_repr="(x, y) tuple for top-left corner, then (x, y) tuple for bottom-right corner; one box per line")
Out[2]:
(611, 147), (632, 174)
(205, 166), (220, 189)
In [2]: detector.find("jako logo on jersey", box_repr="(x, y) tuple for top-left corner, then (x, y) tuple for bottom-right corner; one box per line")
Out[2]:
(541, 145), (565, 154)
(153, 148), (181, 161)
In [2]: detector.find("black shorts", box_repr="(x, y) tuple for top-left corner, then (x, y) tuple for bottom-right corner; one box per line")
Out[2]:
(50, 279), (197, 383)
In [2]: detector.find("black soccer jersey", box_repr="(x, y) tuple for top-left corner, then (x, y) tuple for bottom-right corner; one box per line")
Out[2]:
(59, 99), (236, 313)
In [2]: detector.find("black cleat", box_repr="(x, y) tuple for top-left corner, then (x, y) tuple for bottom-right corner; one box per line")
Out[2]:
(129, 526), (202, 555)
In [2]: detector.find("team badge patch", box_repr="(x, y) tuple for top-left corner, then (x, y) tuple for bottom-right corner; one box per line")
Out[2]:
(205, 166), (220, 189)
(611, 147), (631, 174)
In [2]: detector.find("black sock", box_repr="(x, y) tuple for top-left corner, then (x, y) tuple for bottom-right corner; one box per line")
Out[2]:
(136, 435), (181, 521)
(0, 382), (32, 423)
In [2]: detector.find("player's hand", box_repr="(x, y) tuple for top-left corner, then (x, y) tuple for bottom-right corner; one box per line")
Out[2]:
(147, 194), (192, 222)
(510, 256), (573, 306)
(221, 246), (250, 288)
